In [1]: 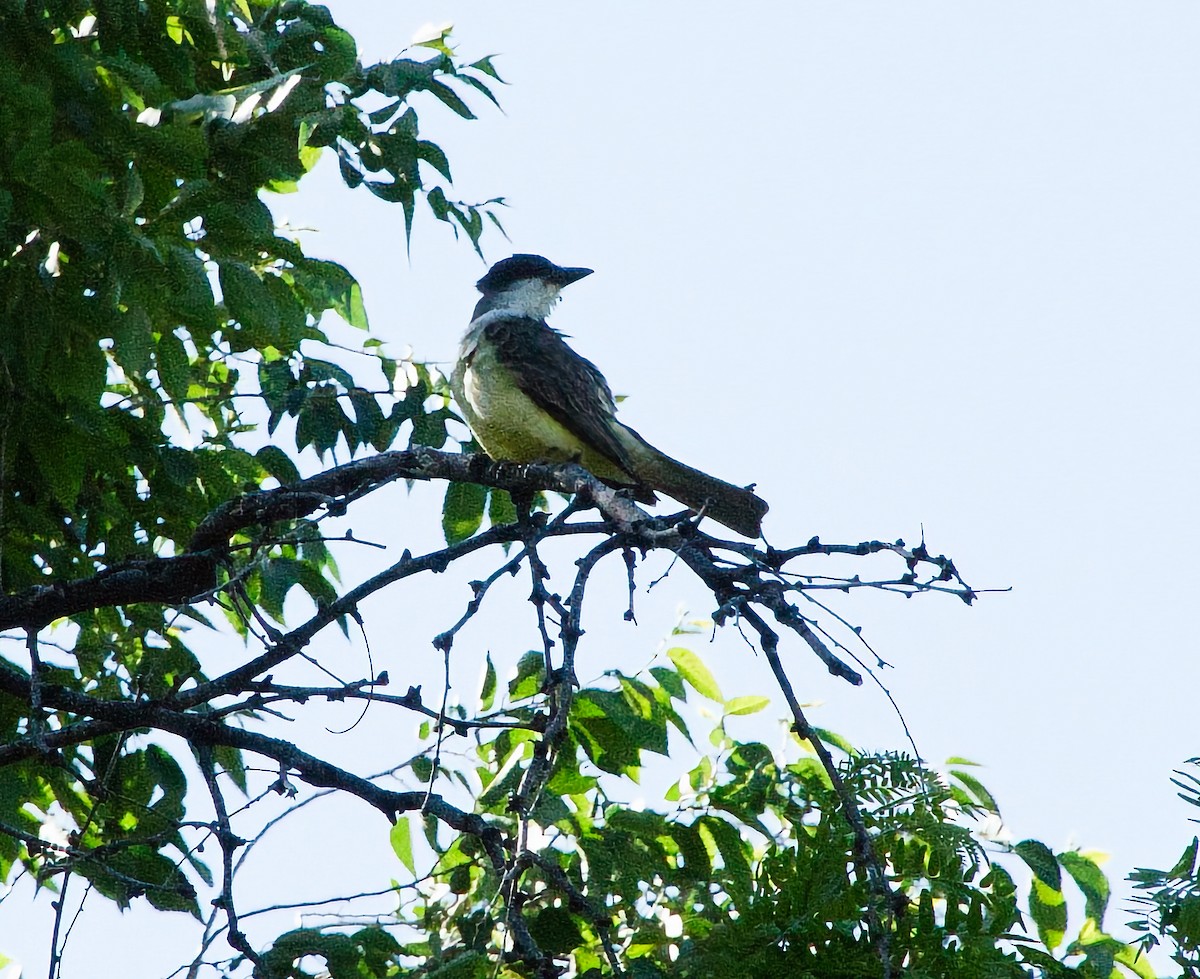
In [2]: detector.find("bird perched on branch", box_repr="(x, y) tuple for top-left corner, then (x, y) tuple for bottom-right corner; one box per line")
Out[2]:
(450, 254), (768, 537)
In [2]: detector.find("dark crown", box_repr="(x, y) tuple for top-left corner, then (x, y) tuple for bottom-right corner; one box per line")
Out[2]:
(476, 254), (592, 294)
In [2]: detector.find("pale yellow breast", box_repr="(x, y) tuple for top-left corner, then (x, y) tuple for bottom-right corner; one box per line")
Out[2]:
(451, 335), (636, 484)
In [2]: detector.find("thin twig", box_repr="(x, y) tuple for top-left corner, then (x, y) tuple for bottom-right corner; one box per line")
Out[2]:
(26, 628), (44, 749)
(196, 744), (262, 970)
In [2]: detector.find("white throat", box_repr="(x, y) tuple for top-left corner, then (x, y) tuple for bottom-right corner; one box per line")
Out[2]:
(478, 278), (563, 322)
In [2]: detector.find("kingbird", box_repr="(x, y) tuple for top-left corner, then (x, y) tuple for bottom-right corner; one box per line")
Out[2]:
(451, 255), (768, 538)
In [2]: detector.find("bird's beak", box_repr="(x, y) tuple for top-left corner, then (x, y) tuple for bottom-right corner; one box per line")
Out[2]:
(551, 266), (593, 286)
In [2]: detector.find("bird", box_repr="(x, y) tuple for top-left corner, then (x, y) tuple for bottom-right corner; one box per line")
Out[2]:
(450, 254), (768, 538)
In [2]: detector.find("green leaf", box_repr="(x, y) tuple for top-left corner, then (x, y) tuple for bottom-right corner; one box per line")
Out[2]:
(724, 695), (769, 716)
(574, 685), (669, 773)
(414, 25), (454, 58)
(1058, 850), (1110, 924)
(806, 726), (856, 755)
(468, 55), (505, 81)
(422, 950), (489, 978)
(697, 814), (752, 902)
(28, 422), (87, 506)
(111, 307), (154, 377)
(293, 562), (338, 612)
(1028, 876), (1067, 951)
(442, 481), (486, 544)
(206, 744), (245, 797)
(83, 844), (198, 916)
(416, 140), (452, 180)
(314, 26), (357, 78)
(367, 99), (402, 125)
(337, 279), (369, 330)
(133, 643), (201, 699)
(1167, 837), (1199, 878)
(255, 444), (301, 486)
(456, 73), (501, 109)
(478, 653), (496, 712)
(295, 392), (346, 455)
(427, 185), (450, 221)
(411, 409), (448, 448)
(164, 245), (217, 332)
(348, 388), (386, 449)
(487, 488), (518, 528)
(304, 358), (356, 389)
(950, 768), (998, 811)
(390, 815), (415, 874)
(155, 330), (191, 406)
(1015, 839), (1062, 890)
(545, 755), (596, 797)
(23, 140), (108, 221)
(258, 558), (294, 622)
(220, 262), (280, 349)
(649, 684), (691, 742)
(292, 259), (368, 329)
(527, 906), (583, 957)
(666, 646), (723, 702)
(667, 821), (712, 881)
(649, 666), (686, 701)
(1113, 940), (1159, 979)
(508, 651), (545, 701)
(427, 79), (476, 119)
(1065, 919), (1124, 974)
(368, 58), (437, 99)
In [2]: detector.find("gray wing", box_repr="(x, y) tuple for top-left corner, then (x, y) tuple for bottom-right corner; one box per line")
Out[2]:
(482, 316), (637, 472)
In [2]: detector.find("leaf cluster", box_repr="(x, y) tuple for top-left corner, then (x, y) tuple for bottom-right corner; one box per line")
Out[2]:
(0, 1), (498, 594)
(262, 643), (1154, 978)
(1128, 761), (1200, 976)
(0, 0), (499, 930)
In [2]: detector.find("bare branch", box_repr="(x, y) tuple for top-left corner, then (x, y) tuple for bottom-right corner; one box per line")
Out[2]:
(0, 445), (985, 979)
(196, 745), (261, 970)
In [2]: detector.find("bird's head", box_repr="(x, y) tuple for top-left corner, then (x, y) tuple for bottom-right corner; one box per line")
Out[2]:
(474, 254), (593, 320)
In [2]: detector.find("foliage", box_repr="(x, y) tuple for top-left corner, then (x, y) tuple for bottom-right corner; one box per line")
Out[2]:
(252, 639), (1156, 978)
(0, 0), (500, 595)
(1129, 760), (1200, 976)
(0, 0), (500, 949)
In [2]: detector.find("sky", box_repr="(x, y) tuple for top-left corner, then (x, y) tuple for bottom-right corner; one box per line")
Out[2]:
(5, 3), (1200, 976)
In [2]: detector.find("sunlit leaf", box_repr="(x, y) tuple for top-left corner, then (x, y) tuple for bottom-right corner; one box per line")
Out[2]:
(724, 695), (769, 716)
(1059, 849), (1110, 924)
(666, 647), (722, 702)
(390, 816), (416, 874)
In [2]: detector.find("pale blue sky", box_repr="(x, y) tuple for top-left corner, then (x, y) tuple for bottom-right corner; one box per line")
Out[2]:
(6, 4), (1200, 975)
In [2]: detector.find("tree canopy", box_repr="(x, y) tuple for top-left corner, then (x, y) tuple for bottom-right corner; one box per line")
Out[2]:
(1, 3), (1198, 979)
